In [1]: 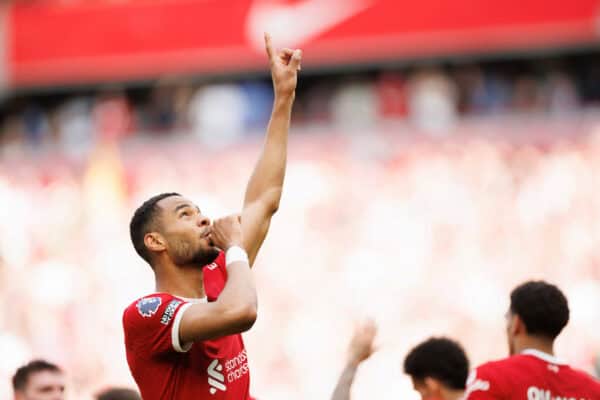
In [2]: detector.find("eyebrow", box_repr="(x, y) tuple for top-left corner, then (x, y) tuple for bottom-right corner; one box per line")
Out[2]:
(174, 203), (201, 214)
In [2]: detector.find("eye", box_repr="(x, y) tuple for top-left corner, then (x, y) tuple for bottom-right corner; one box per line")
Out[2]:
(179, 210), (191, 217)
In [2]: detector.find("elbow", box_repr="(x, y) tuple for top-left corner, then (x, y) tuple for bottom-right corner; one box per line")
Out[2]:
(222, 302), (257, 333)
(235, 303), (258, 332)
(264, 187), (283, 215)
(241, 304), (258, 331)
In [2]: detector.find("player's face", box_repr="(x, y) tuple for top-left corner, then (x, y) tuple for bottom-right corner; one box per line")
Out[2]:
(156, 196), (220, 267)
(18, 371), (65, 400)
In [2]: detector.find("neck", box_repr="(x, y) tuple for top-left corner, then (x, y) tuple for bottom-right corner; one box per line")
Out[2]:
(154, 260), (206, 299)
(441, 388), (465, 400)
(514, 336), (554, 356)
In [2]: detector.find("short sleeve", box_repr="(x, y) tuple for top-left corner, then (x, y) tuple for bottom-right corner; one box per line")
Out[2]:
(464, 366), (501, 399)
(123, 294), (192, 356)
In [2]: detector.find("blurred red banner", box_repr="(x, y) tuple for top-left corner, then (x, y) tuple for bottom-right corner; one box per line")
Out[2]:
(7, 0), (600, 87)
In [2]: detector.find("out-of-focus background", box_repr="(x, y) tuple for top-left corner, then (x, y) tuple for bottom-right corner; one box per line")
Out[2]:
(1, 0), (600, 398)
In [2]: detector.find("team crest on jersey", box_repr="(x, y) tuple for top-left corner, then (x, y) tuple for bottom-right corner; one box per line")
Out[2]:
(136, 297), (162, 318)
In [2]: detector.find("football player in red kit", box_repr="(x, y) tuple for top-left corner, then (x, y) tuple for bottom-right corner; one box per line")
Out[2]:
(122, 33), (302, 400)
(465, 280), (600, 399)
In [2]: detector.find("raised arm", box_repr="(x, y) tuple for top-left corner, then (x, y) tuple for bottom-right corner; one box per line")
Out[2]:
(331, 320), (377, 400)
(178, 215), (257, 343)
(242, 33), (302, 266)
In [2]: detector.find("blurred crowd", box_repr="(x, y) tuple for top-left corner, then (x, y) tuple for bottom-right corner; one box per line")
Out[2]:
(2, 52), (600, 155)
(0, 113), (599, 398)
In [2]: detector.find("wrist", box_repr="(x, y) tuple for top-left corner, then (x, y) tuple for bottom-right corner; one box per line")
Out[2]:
(223, 242), (243, 251)
(274, 91), (295, 104)
(225, 245), (249, 268)
(346, 355), (362, 368)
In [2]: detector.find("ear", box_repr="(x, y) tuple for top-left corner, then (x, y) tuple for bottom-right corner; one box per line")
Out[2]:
(144, 232), (167, 253)
(424, 377), (442, 396)
(511, 313), (526, 336)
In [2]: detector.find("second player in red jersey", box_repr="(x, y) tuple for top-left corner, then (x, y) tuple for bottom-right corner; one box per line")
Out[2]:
(122, 33), (302, 400)
(465, 281), (600, 400)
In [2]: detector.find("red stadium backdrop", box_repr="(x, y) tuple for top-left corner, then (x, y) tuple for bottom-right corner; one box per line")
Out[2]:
(4, 0), (600, 87)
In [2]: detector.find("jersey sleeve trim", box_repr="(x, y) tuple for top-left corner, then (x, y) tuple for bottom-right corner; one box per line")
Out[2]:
(171, 302), (193, 353)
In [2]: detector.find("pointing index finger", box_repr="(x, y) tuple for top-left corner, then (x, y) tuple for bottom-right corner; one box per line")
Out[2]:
(264, 32), (274, 61)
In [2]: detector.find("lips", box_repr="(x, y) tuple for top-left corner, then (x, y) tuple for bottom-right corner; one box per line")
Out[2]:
(200, 227), (212, 239)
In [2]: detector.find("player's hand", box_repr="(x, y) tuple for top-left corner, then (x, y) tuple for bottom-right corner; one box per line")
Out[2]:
(210, 214), (243, 251)
(264, 32), (302, 98)
(348, 319), (377, 366)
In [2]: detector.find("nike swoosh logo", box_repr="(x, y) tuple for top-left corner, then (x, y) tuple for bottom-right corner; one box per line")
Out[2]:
(246, 0), (373, 51)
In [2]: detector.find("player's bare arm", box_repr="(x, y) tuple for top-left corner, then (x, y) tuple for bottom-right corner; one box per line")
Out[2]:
(179, 215), (257, 342)
(242, 32), (302, 266)
(331, 320), (377, 400)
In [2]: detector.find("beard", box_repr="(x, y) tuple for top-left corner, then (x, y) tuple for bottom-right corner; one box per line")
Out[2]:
(171, 238), (220, 267)
(191, 246), (220, 267)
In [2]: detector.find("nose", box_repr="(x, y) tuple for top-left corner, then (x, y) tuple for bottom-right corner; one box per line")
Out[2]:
(197, 214), (211, 227)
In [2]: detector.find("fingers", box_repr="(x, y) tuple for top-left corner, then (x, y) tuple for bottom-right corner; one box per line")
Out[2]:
(264, 32), (274, 62)
(288, 49), (303, 71)
(265, 33), (302, 72)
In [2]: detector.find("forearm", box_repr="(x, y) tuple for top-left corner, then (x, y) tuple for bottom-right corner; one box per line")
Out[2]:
(216, 261), (257, 327)
(243, 94), (294, 208)
(330, 362), (359, 400)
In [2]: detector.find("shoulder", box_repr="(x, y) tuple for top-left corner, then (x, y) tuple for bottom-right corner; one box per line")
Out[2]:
(465, 357), (522, 398)
(566, 366), (600, 391)
(123, 293), (180, 327)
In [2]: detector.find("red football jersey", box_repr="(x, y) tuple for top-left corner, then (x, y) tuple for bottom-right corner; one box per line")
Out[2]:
(465, 349), (600, 400)
(123, 252), (254, 400)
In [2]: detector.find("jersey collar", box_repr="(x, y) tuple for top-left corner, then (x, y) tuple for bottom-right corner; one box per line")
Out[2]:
(521, 349), (567, 365)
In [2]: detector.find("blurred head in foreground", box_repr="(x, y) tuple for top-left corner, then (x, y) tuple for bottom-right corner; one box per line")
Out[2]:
(130, 192), (220, 269)
(95, 387), (141, 400)
(506, 280), (569, 355)
(404, 337), (469, 400)
(12, 360), (65, 400)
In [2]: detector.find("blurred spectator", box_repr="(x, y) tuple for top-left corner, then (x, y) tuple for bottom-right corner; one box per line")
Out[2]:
(376, 72), (408, 120)
(12, 360), (65, 400)
(512, 76), (542, 112)
(92, 90), (133, 142)
(95, 388), (140, 400)
(331, 79), (378, 131)
(544, 71), (580, 114)
(188, 83), (247, 147)
(54, 97), (93, 154)
(407, 68), (458, 134)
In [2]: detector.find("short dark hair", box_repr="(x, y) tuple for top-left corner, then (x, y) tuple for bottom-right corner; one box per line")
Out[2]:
(403, 337), (469, 390)
(129, 192), (180, 264)
(510, 280), (569, 340)
(12, 359), (62, 392)
(96, 387), (141, 400)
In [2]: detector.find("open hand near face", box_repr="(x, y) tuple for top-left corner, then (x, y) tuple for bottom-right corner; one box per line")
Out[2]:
(347, 319), (377, 366)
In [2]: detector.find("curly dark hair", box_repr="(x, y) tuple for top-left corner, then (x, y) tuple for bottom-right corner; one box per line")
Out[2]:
(403, 337), (469, 390)
(129, 192), (181, 264)
(12, 359), (62, 392)
(510, 280), (569, 340)
(96, 387), (141, 400)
